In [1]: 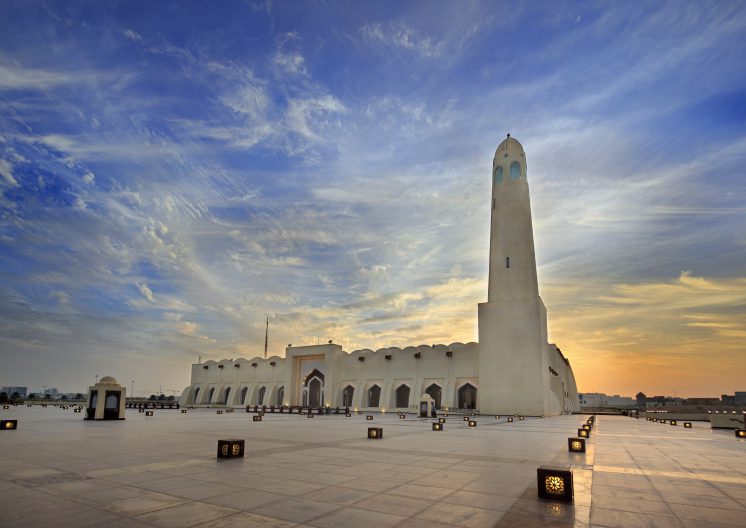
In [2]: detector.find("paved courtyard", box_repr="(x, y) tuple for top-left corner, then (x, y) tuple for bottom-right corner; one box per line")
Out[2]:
(0, 407), (744, 527)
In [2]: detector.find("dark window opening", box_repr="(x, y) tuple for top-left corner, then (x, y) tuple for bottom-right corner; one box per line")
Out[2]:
(506, 257), (510, 268)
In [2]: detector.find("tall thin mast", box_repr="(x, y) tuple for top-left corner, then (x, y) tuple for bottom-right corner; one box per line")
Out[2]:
(264, 316), (269, 359)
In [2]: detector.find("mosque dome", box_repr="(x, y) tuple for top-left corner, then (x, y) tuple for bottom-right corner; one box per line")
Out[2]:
(495, 134), (524, 156)
(99, 376), (118, 384)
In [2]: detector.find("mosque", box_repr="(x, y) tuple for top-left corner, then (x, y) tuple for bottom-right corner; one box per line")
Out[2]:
(179, 136), (580, 416)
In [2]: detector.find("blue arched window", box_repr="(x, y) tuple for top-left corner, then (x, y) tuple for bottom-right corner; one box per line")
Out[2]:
(494, 165), (503, 183)
(510, 162), (521, 180)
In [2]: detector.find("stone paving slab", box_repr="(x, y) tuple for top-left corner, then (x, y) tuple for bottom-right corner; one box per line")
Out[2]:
(0, 406), (744, 527)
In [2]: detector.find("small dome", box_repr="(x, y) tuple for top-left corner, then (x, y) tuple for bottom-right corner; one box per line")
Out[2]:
(99, 376), (118, 384)
(495, 134), (524, 156)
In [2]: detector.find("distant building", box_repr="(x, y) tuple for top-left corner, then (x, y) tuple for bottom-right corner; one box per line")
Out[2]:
(578, 392), (635, 408)
(721, 392), (746, 406)
(1, 386), (27, 399)
(685, 397), (721, 406)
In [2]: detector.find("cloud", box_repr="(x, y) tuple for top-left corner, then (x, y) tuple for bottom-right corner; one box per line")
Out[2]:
(137, 283), (155, 303)
(123, 29), (142, 41)
(360, 22), (444, 58)
(0, 158), (18, 186)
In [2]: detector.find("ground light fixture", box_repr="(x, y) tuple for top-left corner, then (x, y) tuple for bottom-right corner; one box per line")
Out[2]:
(439, 418), (446, 424)
(684, 422), (692, 428)
(468, 420), (477, 427)
(433, 422), (443, 431)
(253, 415), (262, 422)
(537, 466), (573, 502)
(507, 417), (513, 423)
(568, 438), (586, 453)
(217, 439), (244, 459)
(366, 415), (373, 421)
(577, 429), (589, 438)
(1, 420), (17, 430)
(368, 427), (383, 439)
(736, 430), (746, 438)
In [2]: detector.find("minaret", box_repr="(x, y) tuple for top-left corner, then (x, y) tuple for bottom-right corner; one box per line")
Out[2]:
(478, 134), (551, 416)
(487, 134), (538, 303)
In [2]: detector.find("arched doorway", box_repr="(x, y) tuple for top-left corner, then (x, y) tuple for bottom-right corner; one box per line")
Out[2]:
(395, 385), (410, 408)
(207, 387), (215, 404)
(458, 383), (477, 410)
(342, 385), (354, 407)
(368, 385), (381, 408)
(193, 387), (200, 404)
(302, 369), (324, 407)
(277, 386), (284, 406)
(257, 386), (266, 405)
(425, 383), (442, 409)
(240, 386), (248, 405)
(223, 387), (231, 404)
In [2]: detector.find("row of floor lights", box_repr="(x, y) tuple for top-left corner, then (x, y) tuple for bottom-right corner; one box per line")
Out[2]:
(536, 415), (595, 504)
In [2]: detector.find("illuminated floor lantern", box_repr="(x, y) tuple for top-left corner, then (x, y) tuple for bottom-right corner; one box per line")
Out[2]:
(568, 438), (585, 453)
(495, 415), (500, 419)
(366, 415), (373, 421)
(399, 414), (406, 420)
(468, 420), (477, 427)
(684, 422), (692, 428)
(670, 420), (677, 426)
(577, 429), (589, 439)
(519, 416), (525, 421)
(74, 408), (81, 413)
(217, 439), (244, 459)
(463, 416), (469, 422)
(2, 405), (9, 410)
(582, 424), (591, 431)
(138, 409), (144, 413)
(181, 409), (187, 414)
(253, 415), (262, 422)
(736, 430), (746, 438)
(439, 418), (446, 424)
(216, 410), (223, 415)
(1, 420), (17, 430)
(368, 427), (383, 439)
(537, 466), (573, 502)
(145, 411), (153, 416)
(433, 422), (443, 431)
(507, 417), (513, 423)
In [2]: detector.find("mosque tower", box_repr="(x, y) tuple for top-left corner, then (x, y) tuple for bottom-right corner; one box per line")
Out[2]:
(478, 134), (553, 416)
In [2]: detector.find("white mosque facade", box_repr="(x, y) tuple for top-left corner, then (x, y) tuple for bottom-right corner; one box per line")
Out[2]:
(179, 137), (580, 416)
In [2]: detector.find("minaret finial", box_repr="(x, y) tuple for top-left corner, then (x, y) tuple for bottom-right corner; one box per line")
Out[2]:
(507, 133), (510, 138)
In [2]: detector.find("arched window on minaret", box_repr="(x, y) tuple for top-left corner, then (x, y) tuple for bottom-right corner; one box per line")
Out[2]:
(510, 161), (521, 180)
(494, 165), (503, 183)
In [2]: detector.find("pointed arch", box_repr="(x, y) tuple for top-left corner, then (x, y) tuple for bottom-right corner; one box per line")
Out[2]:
(395, 384), (410, 408)
(342, 385), (354, 407)
(257, 386), (266, 406)
(193, 387), (200, 404)
(223, 386), (231, 404)
(207, 386), (215, 404)
(494, 165), (503, 183)
(240, 386), (248, 405)
(368, 384), (381, 408)
(458, 383), (477, 410)
(277, 386), (284, 406)
(425, 383), (442, 409)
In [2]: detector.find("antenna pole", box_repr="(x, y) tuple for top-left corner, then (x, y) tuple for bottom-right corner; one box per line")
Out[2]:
(264, 316), (269, 359)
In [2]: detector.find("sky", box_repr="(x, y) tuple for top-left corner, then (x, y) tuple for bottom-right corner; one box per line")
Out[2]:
(1, 1), (745, 399)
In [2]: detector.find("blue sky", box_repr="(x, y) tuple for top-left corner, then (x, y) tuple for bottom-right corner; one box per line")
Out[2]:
(1, 1), (745, 397)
